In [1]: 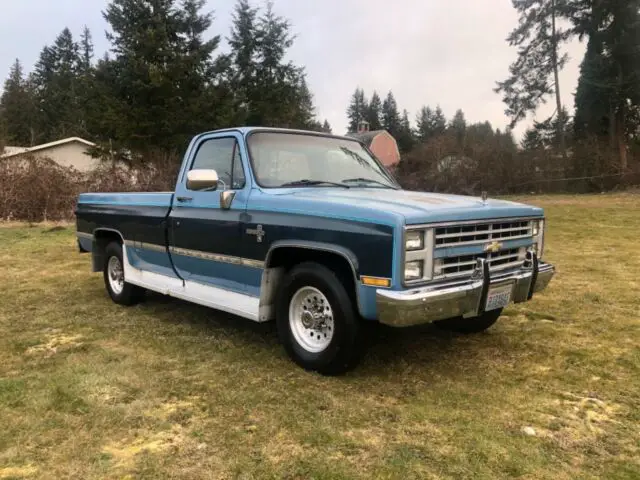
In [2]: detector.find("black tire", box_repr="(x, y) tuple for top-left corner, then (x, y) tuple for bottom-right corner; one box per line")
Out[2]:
(275, 262), (364, 376)
(434, 308), (502, 334)
(103, 241), (145, 306)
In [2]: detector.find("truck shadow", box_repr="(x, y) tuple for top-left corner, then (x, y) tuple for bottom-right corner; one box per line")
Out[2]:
(134, 291), (512, 377)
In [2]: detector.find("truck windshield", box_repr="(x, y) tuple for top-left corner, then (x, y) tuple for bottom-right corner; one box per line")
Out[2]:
(247, 132), (398, 189)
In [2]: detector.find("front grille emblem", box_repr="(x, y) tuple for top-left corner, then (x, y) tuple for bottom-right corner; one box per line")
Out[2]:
(484, 241), (503, 254)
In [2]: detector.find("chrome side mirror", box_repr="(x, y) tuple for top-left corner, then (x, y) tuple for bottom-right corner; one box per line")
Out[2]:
(187, 169), (219, 191)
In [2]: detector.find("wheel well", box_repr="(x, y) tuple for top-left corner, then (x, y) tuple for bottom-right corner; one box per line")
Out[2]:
(266, 247), (358, 303)
(92, 230), (124, 272)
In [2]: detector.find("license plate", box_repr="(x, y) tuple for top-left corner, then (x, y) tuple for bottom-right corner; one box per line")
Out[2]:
(485, 285), (513, 311)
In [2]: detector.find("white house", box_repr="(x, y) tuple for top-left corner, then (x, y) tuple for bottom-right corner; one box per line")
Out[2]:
(1, 137), (98, 172)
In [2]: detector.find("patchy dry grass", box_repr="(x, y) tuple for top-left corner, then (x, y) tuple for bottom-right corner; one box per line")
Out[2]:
(1, 194), (639, 479)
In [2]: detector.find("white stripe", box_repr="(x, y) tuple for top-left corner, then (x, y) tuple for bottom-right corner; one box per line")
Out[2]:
(122, 244), (262, 322)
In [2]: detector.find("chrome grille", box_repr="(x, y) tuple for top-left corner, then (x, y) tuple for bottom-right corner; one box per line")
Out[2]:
(435, 220), (533, 248)
(434, 248), (525, 279)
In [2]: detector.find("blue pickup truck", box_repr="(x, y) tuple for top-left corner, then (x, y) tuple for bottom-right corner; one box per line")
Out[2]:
(75, 127), (555, 374)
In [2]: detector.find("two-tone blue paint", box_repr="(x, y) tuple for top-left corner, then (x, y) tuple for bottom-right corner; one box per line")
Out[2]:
(76, 126), (547, 322)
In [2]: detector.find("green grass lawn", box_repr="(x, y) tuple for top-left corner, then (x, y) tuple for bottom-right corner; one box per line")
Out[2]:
(1, 193), (639, 480)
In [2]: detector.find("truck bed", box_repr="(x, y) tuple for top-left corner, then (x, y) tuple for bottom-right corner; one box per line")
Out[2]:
(76, 192), (174, 254)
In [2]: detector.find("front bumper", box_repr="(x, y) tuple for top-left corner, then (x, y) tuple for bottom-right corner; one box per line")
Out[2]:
(376, 253), (555, 327)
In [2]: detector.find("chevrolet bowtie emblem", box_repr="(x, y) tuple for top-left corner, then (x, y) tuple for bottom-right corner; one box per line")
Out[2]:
(484, 241), (503, 253)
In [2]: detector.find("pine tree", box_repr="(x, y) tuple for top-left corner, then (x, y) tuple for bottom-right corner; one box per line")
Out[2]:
(226, 0), (260, 124)
(382, 91), (400, 135)
(432, 106), (447, 136)
(322, 119), (332, 133)
(347, 87), (368, 132)
(451, 109), (467, 145)
(79, 26), (94, 73)
(572, 0), (640, 170)
(0, 59), (37, 146)
(415, 106), (433, 142)
(32, 28), (84, 141)
(226, 0), (319, 129)
(396, 109), (414, 153)
(495, 0), (573, 157)
(366, 91), (383, 130)
(101, 0), (223, 152)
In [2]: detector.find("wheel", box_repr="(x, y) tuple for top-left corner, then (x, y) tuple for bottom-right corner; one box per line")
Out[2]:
(434, 308), (502, 334)
(275, 262), (364, 375)
(103, 241), (145, 306)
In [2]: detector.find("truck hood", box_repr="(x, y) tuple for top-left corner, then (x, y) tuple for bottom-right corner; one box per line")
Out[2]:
(265, 187), (544, 225)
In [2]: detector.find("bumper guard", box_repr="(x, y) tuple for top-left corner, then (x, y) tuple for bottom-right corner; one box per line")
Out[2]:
(376, 252), (555, 327)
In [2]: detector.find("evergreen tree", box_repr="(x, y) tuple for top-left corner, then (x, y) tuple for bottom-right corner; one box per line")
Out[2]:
(366, 91), (383, 130)
(226, 0), (319, 129)
(79, 26), (94, 73)
(396, 109), (414, 153)
(382, 91), (400, 135)
(415, 106), (433, 142)
(226, 0), (259, 125)
(101, 0), (224, 153)
(322, 119), (332, 133)
(0, 59), (37, 146)
(451, 108), (467, 145)
(495, 0), (573, 156)
(346, 87), (368, 132)
(571, 0), (640, 169)
(432, 105), (447, 136)
(32, 28), (84, 141)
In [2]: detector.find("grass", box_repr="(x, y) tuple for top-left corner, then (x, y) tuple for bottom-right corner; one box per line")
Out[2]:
(1, 193), (639, 479)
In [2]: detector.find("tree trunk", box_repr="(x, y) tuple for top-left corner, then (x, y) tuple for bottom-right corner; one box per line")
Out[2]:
(550, 0), (567, 159)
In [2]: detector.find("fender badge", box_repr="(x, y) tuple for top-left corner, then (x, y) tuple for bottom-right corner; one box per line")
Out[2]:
(246, 224), (265, 243)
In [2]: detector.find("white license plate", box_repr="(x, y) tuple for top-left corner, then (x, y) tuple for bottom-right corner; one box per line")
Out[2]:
(485, 285), (513, 311)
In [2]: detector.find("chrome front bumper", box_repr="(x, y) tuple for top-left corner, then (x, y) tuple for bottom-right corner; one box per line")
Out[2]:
(376, 254), (555, 327)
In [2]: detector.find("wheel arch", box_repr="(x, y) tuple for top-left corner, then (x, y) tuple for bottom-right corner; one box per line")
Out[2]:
(91, 228), (125, 272)
(258, 241), (363, 321)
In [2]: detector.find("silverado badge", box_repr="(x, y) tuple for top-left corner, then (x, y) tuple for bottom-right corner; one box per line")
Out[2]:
(484, 241), (503, 253)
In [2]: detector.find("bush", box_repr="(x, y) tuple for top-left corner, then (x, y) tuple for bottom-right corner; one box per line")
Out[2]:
(0, 151), (179, 222)
(395, 133), (640, 195)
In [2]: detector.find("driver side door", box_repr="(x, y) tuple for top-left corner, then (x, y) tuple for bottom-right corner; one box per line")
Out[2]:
(169, 133), (260, 293)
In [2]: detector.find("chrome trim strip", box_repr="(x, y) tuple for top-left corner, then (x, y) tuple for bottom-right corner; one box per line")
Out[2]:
(123, 240), (265, 269)
(169, 246), (265, 269)
(77, 232), (93, 240)
(405, 216), (545, 230)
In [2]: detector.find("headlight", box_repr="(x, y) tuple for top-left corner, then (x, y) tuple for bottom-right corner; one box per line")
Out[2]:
(404, 261), (424, 281)
(405, 231), (424, 251)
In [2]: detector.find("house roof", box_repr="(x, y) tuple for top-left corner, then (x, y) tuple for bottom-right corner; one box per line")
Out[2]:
(1, 137), (96, 159)
(346, 130), (393, 146)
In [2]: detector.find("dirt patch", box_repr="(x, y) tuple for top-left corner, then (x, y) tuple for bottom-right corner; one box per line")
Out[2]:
(534, 392), (623, 447)
(0, 465), (38, 478)
(25, 333), (83, 357)
(102, 426), (187, 470)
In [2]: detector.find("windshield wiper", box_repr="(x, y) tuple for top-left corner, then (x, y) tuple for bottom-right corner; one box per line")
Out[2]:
(280, 179), (350, 189)
(341, 178), (397, 189)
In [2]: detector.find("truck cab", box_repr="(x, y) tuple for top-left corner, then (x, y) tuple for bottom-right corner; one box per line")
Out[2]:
(76, 127), (555, 375)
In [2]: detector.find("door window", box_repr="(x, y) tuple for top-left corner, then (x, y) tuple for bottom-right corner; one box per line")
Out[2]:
(190, 137), (246, 190)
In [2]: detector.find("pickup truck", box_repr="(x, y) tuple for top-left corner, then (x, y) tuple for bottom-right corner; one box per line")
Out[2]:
(75, 127), (555, 375)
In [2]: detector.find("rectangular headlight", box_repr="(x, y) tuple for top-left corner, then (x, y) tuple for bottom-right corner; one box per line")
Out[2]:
(404, 260), (424, 281)
(405, 230), (424, 251)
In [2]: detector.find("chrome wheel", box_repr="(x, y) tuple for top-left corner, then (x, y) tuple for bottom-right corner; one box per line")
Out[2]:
(107, 256), (124, 295)
(289, 286), (334, 353)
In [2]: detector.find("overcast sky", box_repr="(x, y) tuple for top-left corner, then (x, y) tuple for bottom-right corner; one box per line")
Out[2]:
(0, 0), (586, 140)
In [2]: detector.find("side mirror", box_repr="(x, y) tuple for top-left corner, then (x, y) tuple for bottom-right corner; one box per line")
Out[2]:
(187, 169), (219, 191)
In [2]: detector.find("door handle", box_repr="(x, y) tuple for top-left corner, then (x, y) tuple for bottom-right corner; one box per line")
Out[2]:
(176, 196), (193, 203)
